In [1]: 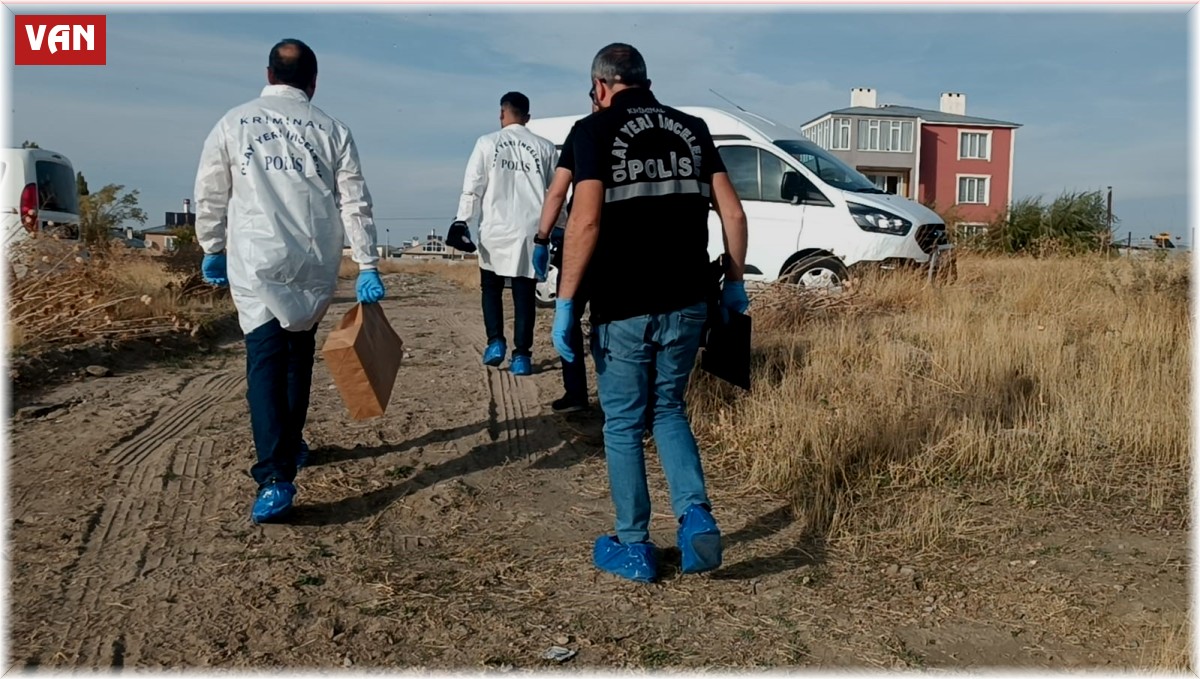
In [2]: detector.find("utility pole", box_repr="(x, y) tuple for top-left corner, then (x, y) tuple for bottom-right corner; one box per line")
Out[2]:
(385, 228), (390, 259)
(1106, 186), (1113, 252)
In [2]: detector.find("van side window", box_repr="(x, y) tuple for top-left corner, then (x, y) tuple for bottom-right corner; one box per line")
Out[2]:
(759, 152), (790, 203)
(717, 146), (760, 201)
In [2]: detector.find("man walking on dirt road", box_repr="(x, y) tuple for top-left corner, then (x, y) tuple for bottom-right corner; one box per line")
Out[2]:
(194, 38), (384, 524)
(449, 92), (557, 377)
(552, 43), (749, 582)
(533, 100), (599, 414)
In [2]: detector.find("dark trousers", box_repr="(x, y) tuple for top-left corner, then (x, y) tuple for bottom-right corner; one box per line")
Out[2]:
(560, 282), (589, 401)
(244, 318), (317, 488)
(481, 268), (535, 358)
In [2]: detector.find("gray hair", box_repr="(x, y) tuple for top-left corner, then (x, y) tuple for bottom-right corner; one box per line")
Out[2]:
(590, 43), (648, 86)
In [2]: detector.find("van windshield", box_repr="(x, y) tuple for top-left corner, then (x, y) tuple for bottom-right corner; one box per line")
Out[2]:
(772, 139), (882, 193)
(36, 160), (80, 215)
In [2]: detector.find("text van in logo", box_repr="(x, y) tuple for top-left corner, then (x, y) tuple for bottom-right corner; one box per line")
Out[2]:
(14, 15), (106, 66)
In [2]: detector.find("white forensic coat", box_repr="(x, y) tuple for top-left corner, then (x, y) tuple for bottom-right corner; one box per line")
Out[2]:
(194, 85), (379, 335)
(455, 124), (556, 279)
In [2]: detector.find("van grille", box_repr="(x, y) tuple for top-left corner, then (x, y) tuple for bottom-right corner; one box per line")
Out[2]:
(915, 224), (948, 254)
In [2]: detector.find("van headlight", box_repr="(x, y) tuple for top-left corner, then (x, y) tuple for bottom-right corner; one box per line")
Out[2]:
(848, 203), (912, 236)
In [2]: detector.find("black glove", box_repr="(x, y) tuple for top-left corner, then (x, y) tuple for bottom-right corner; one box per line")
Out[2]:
(446, 220), (477, 253)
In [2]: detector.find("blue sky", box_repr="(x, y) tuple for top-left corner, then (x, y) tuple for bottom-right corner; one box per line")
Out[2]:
(9, 7), (1189, 245)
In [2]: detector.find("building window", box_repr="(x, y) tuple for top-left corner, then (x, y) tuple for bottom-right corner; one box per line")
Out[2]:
(803, 117), (852, 151)
(959, 131), (991, 160)
(857, 119), (914, 153)
(835, 118), (851, 150)
(957, 175), (990, 205)
(863, 171), (908, 196)
(956, 222), (990, 238)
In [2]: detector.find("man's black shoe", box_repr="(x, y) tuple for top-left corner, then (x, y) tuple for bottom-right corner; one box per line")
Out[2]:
(552, 394), (589, 414)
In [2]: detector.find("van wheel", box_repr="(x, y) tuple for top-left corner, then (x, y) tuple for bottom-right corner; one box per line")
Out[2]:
(783, 256), (849, 290)
(535, 264), (558, 308)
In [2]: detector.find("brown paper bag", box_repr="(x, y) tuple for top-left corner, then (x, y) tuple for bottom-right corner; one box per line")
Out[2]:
(321, 303), (404, 420)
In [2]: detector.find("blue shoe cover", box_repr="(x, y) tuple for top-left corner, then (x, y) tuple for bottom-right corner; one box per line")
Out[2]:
(593, 535), (657, 583)
(510, 355), (532, 376)
(483, 340), (507, 367)
(678, 504), (723, 574)
(252, 482), (296, 524)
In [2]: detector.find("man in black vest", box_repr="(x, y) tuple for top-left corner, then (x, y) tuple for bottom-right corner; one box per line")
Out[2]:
(534, 101), (599, 414)
(552, 43), (749, 583)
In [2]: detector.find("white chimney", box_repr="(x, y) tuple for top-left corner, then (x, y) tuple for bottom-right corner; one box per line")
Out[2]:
(940, 92), (966, 116)
(183, 198), (192, 214)
(850, 87), (877, 109)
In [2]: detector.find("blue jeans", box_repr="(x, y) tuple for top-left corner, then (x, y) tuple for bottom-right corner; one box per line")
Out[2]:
(244, 318), (317, 488)
(592, 301), (711, 545)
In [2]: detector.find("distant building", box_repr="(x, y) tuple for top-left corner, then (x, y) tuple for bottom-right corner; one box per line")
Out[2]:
(399, 229), (476, 261)
(802, 88), (1021, 230)
(109, 226), (147, 250)
(137, 205), (195, 253)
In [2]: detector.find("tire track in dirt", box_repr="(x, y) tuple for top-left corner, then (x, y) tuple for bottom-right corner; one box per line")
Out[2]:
(55, 370), (246, 666)
(434, 307), (540, 468)
(108, 371), (243, 467)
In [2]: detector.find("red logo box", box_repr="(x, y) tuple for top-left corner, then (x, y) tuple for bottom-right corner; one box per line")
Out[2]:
(14, 15), (106, 66)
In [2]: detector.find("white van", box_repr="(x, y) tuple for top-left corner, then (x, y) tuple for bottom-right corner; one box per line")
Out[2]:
(1, 147), (82, 254)
(526, 106), (951, 294)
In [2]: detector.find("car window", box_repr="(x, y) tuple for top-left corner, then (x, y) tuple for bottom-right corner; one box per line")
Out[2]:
(36, 161), (80, 215)
(759, 152), (790, 203)
(791, 150), (858, 190)
(798, 172), (831, 205)
(717, 146), (760, 201)
(773, 139), (878, 193)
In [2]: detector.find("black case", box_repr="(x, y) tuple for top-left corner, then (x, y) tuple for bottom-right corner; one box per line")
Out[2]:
(699, 255), (752, 391)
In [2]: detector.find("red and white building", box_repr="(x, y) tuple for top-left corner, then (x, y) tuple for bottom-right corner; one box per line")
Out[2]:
(801, 88), (1020, 231)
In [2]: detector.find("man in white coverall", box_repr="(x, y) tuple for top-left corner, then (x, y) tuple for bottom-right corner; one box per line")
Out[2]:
(449, 92), (556, 376)
(194, 39), (384, 524)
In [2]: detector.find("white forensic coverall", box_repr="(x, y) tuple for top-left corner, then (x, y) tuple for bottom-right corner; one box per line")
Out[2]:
(194, 84), (379, 335)
(455, 124), (557, 279)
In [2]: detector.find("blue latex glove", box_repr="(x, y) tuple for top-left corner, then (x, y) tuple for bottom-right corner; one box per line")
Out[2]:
(533, 242), (549, 282)
(356, 269), (385, 304)
(201, 253), (228, 287)
(721, 280), (749, 318)
(552, 298), (575, 363)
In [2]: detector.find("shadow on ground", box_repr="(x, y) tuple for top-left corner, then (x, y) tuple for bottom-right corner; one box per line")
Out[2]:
(293, 412), (603, 526)
(713, 504), (828, 580)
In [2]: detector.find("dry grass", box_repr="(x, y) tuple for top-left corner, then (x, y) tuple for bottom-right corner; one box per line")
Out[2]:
(339, 256), (480, 291)
(691, 253), (1190, 558)
(1141, 615), (1193, 672)
(7, 240), (233, 354)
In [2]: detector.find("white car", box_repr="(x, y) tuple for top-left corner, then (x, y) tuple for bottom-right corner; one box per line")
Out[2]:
(526, 106), (952, 292)
(1, 147), (82, 256)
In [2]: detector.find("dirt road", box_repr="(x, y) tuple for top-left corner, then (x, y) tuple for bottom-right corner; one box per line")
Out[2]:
(7, 270), (1188, 670)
